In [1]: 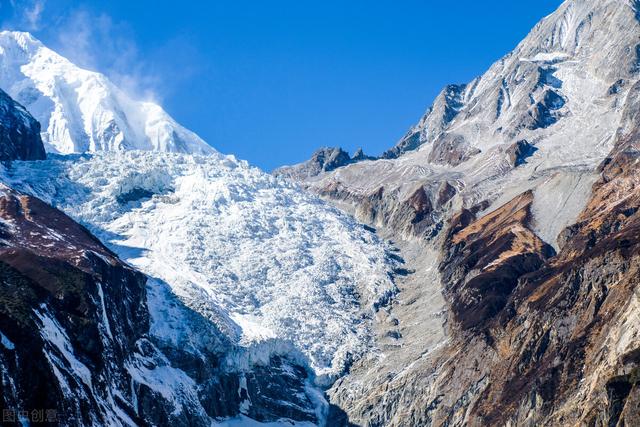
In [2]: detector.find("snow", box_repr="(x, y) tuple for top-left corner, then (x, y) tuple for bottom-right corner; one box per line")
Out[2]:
(0, 331), (15, 350)
(530, 171), (599, 248)
(520, 51), (572, 63)
(35, 306), (93, 389)
(3, 150), (399, 382)
(96, 282), (114, 340)
(125, 346), (202, 418)
(231, 313), (277, 343)
(0, 31), (215, 156)
(304, 379), (330, 425)
(301, 0), (637, 248)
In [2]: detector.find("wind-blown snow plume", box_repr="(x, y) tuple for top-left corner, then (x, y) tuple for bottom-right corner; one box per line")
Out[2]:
(0, 31), (215, 155)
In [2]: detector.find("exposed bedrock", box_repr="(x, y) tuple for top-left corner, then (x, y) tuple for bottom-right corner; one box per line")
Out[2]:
(327, 80), (640, 425)
(317, 179), (459, 240)
(0, 88), (46, 161)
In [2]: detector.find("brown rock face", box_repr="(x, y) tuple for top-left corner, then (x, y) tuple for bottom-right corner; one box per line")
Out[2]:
(427, 133), (481, 166)
(440, 191), (556, 331)
(0, 185), (324, 426)
(321, 74), (640, 427)
(408, 132), (640, 426)
(348, 137), (640, 425)
(318, 180), (459, 239)
(0, 185), (150, 426)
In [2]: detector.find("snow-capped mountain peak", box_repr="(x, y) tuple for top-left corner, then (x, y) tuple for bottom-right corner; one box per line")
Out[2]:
(0, 30), (216, 155)
(381, 0), (640, 161)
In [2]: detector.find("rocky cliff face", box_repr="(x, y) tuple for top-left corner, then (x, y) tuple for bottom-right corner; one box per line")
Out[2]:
(274, 146), (374, 180)
(380, 81), (640, 425)
(0, 185), (151, 426)
(1, 0), (639, 425)
(0, 88), (45, 161)
(0, 92), (329, 426)
(290, 0), (640, 243)
(0, 28), (422, 426)
(0, 184), (327, 426)
(278, 0), (640, 425)
(383, 84), (467, 160)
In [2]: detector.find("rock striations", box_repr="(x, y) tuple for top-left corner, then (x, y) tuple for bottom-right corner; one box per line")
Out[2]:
(282, 0), (640, 425)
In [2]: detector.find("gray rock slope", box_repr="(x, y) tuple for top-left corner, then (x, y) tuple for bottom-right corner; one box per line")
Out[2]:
(274, 147), (374, 180)
(280, 0), (640, 425)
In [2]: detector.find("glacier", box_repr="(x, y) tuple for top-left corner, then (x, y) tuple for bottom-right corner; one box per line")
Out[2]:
(1, 151), (399, 384)
(0, 29), (405, 425)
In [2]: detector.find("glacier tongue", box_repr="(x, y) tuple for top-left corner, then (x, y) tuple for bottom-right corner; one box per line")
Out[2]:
(3, 150), (399, 381)
(0, 30), (402, 423)
(0, 31), (215, 156)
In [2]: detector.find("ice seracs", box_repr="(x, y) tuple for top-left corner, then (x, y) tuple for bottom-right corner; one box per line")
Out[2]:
(0, 31), (215, 155)
(3, 150), (399, 383)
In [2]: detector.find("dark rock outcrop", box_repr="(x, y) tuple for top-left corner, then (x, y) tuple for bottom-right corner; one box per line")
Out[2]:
(351, 147), (374, 162)
(427, 133), (481, 166)
(318, 179), (459, 239)
(383, 84), (467, 159)
(273, 147), (374, 180)
(528, 89), (566, 130)
(440, 191), (556, 330)
(506, 139), (538, 167)
(360, 101), (640, 426)
(0, 88), (46, 161)
(0, 186), (149, 426)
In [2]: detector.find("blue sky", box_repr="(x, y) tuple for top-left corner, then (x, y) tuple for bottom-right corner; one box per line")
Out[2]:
(1, 0), (563, 170)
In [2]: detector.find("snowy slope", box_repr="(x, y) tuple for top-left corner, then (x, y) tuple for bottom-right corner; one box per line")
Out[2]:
(2, 151), (398, 382)
(0, 31), (215, 155)
(386, 0), (639, 162)
(273, 2), (640, 423)
(299, 0), (640, 247)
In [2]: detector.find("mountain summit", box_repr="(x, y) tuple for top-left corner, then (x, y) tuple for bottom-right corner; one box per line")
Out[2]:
(292, 0), (640, 245)
(279, 0), (640, 425)
(1, 0), (640, 425)
(0, 31), (215, 155)
(385, 0), (640, 162)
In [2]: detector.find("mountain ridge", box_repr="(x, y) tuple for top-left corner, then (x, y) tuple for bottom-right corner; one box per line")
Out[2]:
(0, 31), (215, 156)
(278, 0), (640, 425)
(0, 34), (400, 427)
